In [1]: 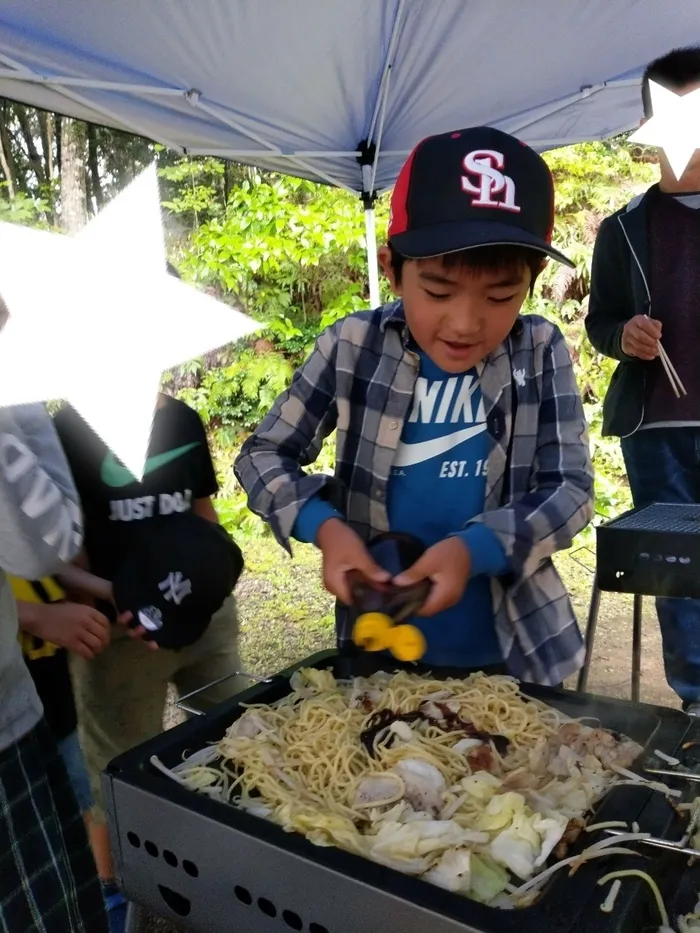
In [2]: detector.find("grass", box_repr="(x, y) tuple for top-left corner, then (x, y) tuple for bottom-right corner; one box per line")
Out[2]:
(235, 538), (335, 676)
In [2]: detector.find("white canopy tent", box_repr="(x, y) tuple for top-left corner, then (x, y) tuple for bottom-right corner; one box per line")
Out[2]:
(0, 0), (698, 305)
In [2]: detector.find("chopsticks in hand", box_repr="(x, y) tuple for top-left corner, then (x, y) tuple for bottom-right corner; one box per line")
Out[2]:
(657, 340), (687, 399)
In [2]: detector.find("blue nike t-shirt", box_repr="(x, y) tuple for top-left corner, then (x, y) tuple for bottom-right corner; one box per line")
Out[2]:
(293, 349), (509, 668)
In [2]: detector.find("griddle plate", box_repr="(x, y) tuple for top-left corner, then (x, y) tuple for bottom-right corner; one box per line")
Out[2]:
(606, 503), (700, 535)
(104, 651), (695, 933)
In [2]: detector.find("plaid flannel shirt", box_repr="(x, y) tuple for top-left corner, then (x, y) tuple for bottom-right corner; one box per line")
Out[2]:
(234, 301), (594, 686)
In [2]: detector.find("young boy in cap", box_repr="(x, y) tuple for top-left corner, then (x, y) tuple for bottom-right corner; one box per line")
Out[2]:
(235, 126), (594, 686)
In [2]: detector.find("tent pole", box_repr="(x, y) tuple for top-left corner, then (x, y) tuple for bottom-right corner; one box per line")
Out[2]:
(364, 205), (381, 309)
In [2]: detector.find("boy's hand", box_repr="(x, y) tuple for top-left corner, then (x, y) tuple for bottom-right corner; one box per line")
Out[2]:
(621, 315), (662, 360)
(394, 537), (471, 617)
(316, 518), (391, 605)
(24, 603), (111, 660)
(115, 610), (160, 650)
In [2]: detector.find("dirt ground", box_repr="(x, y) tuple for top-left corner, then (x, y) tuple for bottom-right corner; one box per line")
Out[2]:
(559, 556), (679, 710)
(132, 542), (680, 931)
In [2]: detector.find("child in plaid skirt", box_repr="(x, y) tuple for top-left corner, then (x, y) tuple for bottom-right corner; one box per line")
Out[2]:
(0, 400), (107, 933)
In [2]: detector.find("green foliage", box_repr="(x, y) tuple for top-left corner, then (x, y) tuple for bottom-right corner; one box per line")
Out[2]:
(0, 184), (51, 227)
(176, 173), (391, 324)
(159, 157), (226, 223)
(179, 347), (295, 434)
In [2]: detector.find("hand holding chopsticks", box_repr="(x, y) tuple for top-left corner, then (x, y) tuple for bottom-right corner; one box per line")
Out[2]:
(620, 314), (687, 398)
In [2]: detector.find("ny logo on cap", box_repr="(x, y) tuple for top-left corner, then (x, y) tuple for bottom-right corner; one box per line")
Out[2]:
(461, 150), (521, 214)
(158, 571), (192, 606)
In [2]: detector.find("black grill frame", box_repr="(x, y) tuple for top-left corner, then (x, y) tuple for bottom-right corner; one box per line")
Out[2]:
(102, 650), (700, 933)
(596, 503), (700, 597)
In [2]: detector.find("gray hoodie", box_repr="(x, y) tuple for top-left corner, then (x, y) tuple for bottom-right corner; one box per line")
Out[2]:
(0, 403), (83, 751)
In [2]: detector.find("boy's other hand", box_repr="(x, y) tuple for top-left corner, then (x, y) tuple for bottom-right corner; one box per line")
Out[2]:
(115, 610), (160, 650)
(26, 603), (111, 660)
(394, 537), (471, 617)
(621, 315), (662, 360)
(316, 518), (391, 605)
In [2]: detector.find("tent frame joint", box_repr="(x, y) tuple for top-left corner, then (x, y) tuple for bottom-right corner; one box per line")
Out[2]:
(357, 138), (378, 209)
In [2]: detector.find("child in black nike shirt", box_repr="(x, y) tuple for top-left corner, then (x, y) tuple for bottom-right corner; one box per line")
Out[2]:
(52, 390), (241, 926)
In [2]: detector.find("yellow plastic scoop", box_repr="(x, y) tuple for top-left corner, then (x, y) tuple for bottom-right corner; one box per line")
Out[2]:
(353, 612), (393, 652)
(352, 612), (426, 662)
(386, 624), (426, 662)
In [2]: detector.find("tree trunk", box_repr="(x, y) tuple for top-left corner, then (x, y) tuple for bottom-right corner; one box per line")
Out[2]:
(0, 132), (15, 198)
(0, 104), (16, 198)
(40, 112), (54, 181)
(15, 104), (46, 189)
(86, 123), (103, 212)
(55, 115), (62, 180)
(60, 118), (88, 233)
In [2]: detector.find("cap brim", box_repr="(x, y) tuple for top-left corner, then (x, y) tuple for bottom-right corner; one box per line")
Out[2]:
(390, 220), (574, 269)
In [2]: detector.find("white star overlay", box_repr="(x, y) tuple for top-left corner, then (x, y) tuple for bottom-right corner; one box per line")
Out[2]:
(0, 164), (261, 480)
(629, 79), (700, 180)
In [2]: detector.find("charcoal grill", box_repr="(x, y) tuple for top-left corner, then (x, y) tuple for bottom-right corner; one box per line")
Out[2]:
(104, 650), (696, 933)
(596, 503), (700, 598)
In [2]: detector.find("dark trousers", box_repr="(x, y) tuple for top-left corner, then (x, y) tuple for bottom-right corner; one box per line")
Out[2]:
(621, 426), (700, 705)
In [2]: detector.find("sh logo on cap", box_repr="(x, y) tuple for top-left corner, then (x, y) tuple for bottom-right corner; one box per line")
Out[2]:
(461, 150), (521, 213)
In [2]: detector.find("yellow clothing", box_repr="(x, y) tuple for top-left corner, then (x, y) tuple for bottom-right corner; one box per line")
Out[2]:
(10, 576), (66, 660)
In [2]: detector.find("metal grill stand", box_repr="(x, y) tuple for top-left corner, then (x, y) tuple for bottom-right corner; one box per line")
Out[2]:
(576, 581), (643, 702)
(578, 503), (700, 701)
(125, 902), (147, 933)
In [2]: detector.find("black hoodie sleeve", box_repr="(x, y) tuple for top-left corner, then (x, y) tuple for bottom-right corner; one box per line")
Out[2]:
(585, 214), (638, 363)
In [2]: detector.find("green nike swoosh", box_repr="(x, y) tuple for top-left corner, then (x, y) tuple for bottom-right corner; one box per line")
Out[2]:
(100, 442), (201, 488)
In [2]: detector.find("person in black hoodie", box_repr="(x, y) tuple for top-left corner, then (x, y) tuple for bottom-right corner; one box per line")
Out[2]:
(585, 46), (700, 713)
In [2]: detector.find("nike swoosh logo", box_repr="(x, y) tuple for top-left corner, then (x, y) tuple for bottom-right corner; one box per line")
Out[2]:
(100, 443), (201, 488)
(393, 425), (486, 468)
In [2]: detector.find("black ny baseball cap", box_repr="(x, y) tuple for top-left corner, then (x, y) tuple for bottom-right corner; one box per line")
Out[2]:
(112, 512), (244, 650)
(388, 126), (574, 268)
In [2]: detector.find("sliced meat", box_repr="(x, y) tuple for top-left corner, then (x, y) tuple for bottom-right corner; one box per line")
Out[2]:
(467, 745), (495, 774)
(393, 759), (446, 814)
(553, 722), (643, 772)
(553, 817), (585, 860)
(528, 737), (550, 775)
(609, 738), (644, 770)
(453, 738), (484, 756)
(502, 767), (539, 791)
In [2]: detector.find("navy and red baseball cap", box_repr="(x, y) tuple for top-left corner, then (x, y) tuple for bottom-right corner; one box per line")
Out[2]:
(388, 126), (573, 268)
(112, 512), (244, 650)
